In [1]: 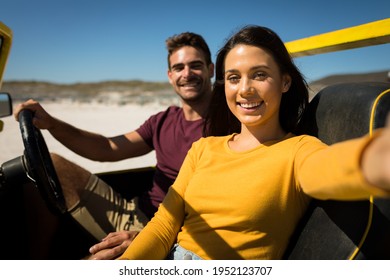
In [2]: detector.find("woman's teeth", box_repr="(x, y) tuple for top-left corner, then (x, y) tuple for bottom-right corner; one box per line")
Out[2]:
(239, 102), (261, 109)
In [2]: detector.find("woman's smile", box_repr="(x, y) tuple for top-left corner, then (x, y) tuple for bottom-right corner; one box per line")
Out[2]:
(237, 101), (264, 110)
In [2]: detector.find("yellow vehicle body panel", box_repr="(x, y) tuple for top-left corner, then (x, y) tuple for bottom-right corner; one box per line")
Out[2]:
(0, 21), (13, 89)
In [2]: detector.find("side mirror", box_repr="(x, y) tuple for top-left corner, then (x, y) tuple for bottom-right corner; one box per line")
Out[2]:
(0, 92), (12, 118)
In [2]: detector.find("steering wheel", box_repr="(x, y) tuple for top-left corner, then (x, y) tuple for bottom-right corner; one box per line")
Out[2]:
(19, 109), (67, 215)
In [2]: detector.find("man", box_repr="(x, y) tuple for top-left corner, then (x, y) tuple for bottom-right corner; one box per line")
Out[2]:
(14, 32), (214, 259)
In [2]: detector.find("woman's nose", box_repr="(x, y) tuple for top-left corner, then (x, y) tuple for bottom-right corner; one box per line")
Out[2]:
(239, 78), (255, 96)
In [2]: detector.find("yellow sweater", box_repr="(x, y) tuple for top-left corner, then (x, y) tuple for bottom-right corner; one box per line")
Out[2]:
(120, 133), (389, 260)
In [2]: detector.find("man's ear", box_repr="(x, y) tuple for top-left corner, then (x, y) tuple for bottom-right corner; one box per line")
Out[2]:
(209, 63), (215, 79)
(282, 75), (292, 93)
(167, 69), (174, 85)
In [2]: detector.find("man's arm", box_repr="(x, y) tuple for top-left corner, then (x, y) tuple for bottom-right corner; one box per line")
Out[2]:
(14, 99), (152, 161)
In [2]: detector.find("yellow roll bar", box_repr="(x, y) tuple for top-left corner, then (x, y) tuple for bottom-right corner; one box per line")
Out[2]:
(286, 18), (390, 57)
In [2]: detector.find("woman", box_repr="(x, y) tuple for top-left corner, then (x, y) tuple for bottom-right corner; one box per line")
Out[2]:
(119, 25), (390, 260)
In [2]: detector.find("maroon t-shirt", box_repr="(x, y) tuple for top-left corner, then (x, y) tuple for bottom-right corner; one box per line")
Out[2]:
(136, 106), (204, 218)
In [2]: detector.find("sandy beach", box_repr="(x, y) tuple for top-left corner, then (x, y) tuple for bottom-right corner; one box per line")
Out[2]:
(0, 100), (168, 174)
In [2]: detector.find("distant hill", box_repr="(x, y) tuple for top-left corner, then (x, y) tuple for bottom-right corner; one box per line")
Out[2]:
(312, 70), (389, 85)
(308, 70), (389, 97)
(2, 70), (389, 104)
(2, 80), (177, 105)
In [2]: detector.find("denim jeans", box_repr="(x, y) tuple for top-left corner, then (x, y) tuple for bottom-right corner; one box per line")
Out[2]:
(166, 244), (203, 260)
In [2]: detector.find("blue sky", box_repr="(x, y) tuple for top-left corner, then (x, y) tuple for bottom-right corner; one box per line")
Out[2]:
(1, 0), (389, 84)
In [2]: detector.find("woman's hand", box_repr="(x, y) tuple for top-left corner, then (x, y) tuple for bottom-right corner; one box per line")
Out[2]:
(362, 114), (390, 192)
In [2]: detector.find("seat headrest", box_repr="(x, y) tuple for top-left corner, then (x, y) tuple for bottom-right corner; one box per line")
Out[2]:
(301, 82), (390, 145)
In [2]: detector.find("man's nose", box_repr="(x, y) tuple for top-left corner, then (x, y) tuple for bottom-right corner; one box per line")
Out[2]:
(182, 66), (193, 78)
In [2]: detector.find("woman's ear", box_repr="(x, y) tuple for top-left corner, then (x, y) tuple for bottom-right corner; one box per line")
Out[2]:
(282, 75), (292, 93)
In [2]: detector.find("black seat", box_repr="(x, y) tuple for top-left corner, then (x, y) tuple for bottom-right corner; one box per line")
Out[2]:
(285, 82), (390, 259)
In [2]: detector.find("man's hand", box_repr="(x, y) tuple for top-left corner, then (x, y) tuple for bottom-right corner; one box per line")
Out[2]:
(14, 99), (55, 130)
(88, 230), (140, 260)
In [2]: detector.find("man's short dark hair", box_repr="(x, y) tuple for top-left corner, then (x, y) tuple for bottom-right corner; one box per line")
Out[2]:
(166, 32), (212, 69)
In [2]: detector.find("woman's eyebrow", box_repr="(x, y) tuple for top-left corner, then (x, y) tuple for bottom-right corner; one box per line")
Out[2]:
(225, 65), (271, 74)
